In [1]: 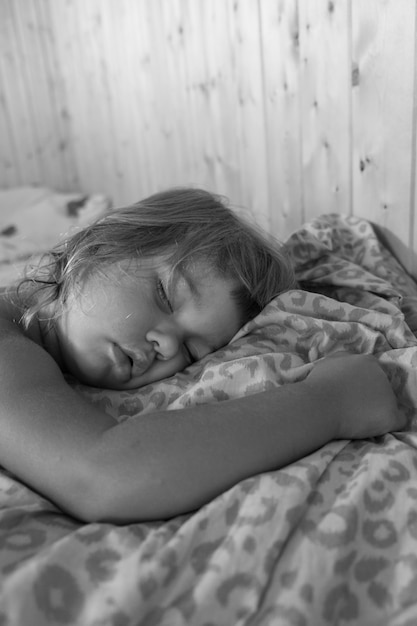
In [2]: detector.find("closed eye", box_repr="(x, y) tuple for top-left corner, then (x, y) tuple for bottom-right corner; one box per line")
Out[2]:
(183, 343), (196, 364)
(156, 279), (173, 313)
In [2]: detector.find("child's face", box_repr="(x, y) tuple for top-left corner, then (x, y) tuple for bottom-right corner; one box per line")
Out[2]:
(51, 259), (243, 389)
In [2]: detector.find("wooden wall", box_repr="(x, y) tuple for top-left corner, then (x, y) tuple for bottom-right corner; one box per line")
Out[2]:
(1, 0), (417, 274)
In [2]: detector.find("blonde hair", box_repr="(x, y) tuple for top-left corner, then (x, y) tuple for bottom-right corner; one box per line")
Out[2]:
(17, 188), (295, 327)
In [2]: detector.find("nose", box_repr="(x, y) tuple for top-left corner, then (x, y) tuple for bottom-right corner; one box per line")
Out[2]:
(146, 327), (182, 361)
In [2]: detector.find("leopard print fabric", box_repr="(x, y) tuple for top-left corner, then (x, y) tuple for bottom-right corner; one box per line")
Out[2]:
(2, 214), (417, 625)
(77, 214), (417, 425)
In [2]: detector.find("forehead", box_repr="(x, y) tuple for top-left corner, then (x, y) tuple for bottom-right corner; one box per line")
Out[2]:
(84, 256), (231, 297)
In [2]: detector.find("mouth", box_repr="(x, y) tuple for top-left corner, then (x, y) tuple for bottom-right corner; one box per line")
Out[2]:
(120, 347), (154, 377)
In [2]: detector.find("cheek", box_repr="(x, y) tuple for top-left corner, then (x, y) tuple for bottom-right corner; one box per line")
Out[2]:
(112, 297), (156, 333)
(225, 297), (244, 330)
(207, 304), (242, 340)
(60, 307), (107, 354)
(67, 314), (98, 341)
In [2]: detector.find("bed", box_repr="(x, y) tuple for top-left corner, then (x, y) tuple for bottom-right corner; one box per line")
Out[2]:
(1, 187), (417, 625)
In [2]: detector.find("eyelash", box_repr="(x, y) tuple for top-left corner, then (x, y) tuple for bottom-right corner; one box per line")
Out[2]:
(183, 343), (195, 364)
(157, 279), (173, 313)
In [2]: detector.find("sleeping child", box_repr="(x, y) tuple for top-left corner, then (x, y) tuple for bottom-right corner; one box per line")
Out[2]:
(0, 188), (404, 523)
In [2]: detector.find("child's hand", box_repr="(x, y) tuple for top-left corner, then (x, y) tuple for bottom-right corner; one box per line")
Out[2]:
(305, 352), (407, 440)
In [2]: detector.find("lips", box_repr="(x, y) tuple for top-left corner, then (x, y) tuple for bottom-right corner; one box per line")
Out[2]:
(112, 345), (154, 378)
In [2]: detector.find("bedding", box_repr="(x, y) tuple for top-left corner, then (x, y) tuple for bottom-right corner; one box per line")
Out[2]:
(1, 190), (417, 624)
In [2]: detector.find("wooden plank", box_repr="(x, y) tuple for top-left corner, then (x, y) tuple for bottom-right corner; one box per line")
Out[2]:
(259, 0), (303, 241)
(49, 0), (124, 198)
(0, 0), (21, 188)
(12, 0), (65, 188)
(0, 0), (43, 186)
(151, 0), (198, 192)
(92, 0), (126, 202)
(77, 0), (124, 199)
(167, 0), (248, 203)
(198, 0), (236, 199)
(185, 0), (242, 199)
(171, 0), (204, 191)
(81, 0), (161, 204)
(0, 62), (20, 188)
(112, 0), (160, 203)
(221, 0), (270, 230)
(298, 0), (351, 222)
(412, 5), (417, 278)
(132, 0), (180, 198)
(92, 0), (154, 204)
(352, 0), (416, 273)
(47, 0), (96, 194)
(169, 0), (223, 194)
(33, 0), (80, 191)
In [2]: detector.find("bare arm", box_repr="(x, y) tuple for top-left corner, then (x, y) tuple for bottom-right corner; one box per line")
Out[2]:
(0, 312), (405, 523)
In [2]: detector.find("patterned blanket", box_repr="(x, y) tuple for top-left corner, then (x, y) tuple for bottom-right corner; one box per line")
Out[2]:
(2, 201), (417, 625)
(78, 214), (417, 425)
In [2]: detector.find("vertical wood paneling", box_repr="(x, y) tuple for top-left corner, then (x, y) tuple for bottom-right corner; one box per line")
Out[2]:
(298, 0), (351, 221)
(352, 0), (416, 272)
(47, 0), (104, 194)
(0, 1), (23, 187)
(189, 0), (242, 201)
(124, 0), (166, 200)
(0, 6), (20, 187)
(8, 0), (78, 189)
(201, 1), (242, 203)
(144, 0), (188, 192)
(259, 0), (303, 239)
(225, 0), (270, 230)
(1, 0), (42, 185)
(412, 6), (417, 279)
(103, 0), (159, 204)
(71, 0), (122, 198)
(163, 0), (215, 191)
(101, 0), (144, 202)
(92, 0), (130, 201)
(157, 0), (197, 190)
(1, 0), (417, 262)
(33, 0), (79, 190)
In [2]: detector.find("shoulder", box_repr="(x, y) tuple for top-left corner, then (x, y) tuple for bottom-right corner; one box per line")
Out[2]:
(0, 287), (43, 345)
